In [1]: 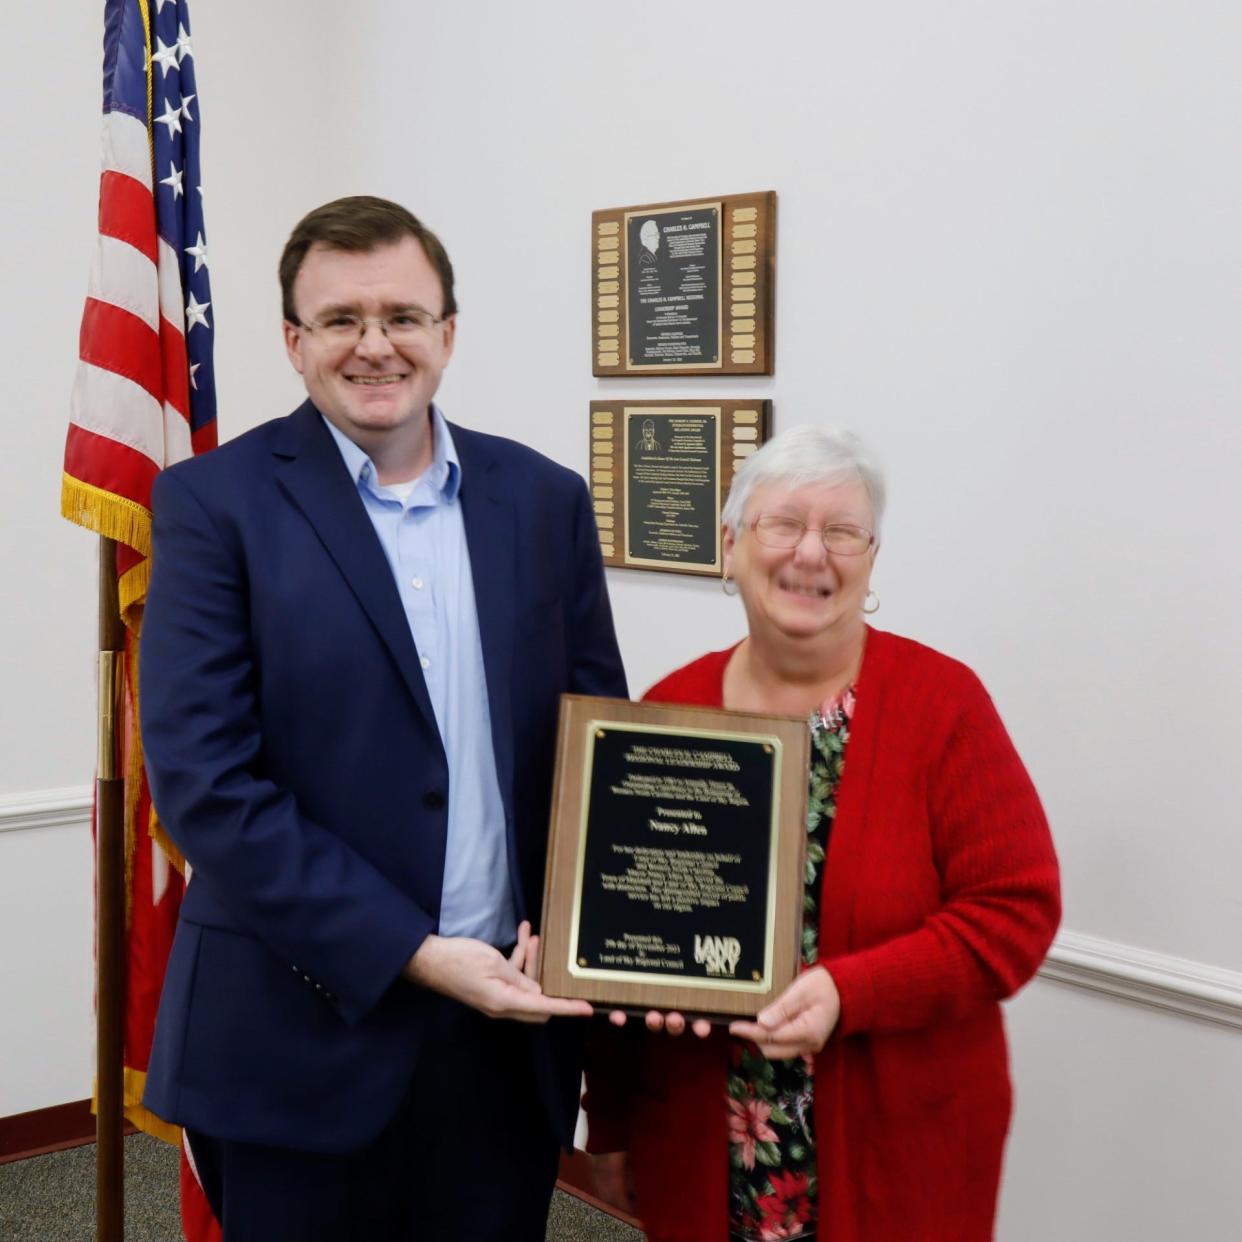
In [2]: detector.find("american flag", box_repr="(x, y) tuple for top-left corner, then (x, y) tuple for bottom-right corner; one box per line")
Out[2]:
(63, 0), (217, 611)
(62, 3), (220, 1238)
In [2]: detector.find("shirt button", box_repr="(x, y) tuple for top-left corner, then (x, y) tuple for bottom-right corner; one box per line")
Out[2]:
(411, 577), (423, 589)
(420, 656), (431, 670)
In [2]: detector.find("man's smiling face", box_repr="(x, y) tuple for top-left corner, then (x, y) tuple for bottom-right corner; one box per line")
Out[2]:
(282, 236), (455, 457)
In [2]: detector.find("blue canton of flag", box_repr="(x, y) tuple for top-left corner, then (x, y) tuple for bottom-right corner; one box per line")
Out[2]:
(151, 0), (217, 444)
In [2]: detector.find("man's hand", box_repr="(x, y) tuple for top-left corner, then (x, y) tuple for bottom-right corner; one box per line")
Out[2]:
(727, 965), (840, 1058)
(590, 1150), (637, 1216)
(404, 920), (593, 1024)
(607, 1008), (713, 1039)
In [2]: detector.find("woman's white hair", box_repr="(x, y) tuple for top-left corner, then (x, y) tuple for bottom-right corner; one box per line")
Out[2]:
(721, 425), (886, 537)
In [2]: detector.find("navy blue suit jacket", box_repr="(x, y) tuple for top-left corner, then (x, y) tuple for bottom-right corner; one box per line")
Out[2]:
(140, 402), (627, 1152)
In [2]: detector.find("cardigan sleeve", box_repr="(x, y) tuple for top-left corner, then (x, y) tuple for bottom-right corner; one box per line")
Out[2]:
(825, 684), (1061, 1035)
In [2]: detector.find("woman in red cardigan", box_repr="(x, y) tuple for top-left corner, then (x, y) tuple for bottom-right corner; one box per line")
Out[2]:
(585, 426), (1060, 1242)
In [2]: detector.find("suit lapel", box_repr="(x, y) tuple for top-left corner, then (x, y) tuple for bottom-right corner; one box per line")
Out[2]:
(272, 403), (440, 736)
(453, 425), (517, 810)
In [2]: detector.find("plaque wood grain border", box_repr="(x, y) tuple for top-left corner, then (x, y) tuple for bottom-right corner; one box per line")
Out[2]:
(589, 399), (772, 575)
(538, 695), (809, 1019)
(592, 191), (776, 376)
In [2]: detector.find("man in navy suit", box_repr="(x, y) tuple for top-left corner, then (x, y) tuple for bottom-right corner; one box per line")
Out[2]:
(139, 196), (627, 1240)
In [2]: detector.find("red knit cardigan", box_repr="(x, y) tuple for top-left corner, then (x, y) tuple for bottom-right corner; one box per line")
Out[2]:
(584, 628), (1061, 1242)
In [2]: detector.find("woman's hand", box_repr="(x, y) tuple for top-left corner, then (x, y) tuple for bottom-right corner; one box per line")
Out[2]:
(608, 1008), (713, 1038)
(590, 1150), (638, 1216)
(728, 966), (840, 1058)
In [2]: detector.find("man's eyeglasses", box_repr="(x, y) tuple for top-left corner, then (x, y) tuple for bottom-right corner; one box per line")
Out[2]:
(297, 309), (447, 344)
(751, 515), (874, 555)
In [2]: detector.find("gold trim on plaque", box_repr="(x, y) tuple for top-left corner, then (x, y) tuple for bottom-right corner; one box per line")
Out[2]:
(600, 543), (615, 556)
(594, 485), (614, 499)
(733, 207), (758, 222)
(599, 265), (619, 279)
(732, 426), (759, 441)
(732, 272), (757, 287)
(599, 324), (619, 338)
(599, 281), (619, 295)
(733, 409), (759, 424)
(592, 411), (615, 424)
(731, 350), (757, 364)
(595, 515), (614, 529)
(598, 353), (620, 367)
(731, 255), (757, 271)
(592, 426), (613, 439)
(731, 223), (757, 239)
(566, 719), (784, 993)
(598, 247), (620, 263)
(733, 239), (757, 255)
(598, 295), (619, 309)
(730, 334), (756, 349)
(734, 443), (758, 458)
(731, 287), (756, 303)
(731, 319), (756, 334)
(594, 499), (615, 513)
(598, 221), (620, 235)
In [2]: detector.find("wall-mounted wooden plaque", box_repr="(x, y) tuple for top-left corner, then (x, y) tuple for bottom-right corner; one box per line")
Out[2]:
(592, 191), (775, 376)
(538, 695), (809, 1019)
(589, 399), (772, 576)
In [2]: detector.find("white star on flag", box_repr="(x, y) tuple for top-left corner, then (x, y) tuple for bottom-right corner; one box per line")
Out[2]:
(151, 37), (179, 78)
(160, 162), (185, 199)
(179, 93), (196, 123)
(189, 361), (201, 391)
(176, 23), (194, 63)
(185, 293), (211, 331)
(185, 232), (208, 273)
(155, 0), (174, 11)
(155, 98), (183, 136)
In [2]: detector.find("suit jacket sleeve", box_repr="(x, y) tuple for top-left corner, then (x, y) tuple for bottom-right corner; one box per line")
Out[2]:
(566, 476), (628, 699)
(140, 467), (436, 1026)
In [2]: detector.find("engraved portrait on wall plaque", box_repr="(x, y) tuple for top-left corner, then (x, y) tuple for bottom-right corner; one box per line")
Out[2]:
(538, 696), (809, 1018)
(592, 191), (775, 377)
(589, 400), (772, 576)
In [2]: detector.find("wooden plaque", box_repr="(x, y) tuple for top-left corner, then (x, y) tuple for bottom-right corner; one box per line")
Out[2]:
(589, 399), (772, 575)
(538, 695), (809, 1019)
(592, 191), (776, 376)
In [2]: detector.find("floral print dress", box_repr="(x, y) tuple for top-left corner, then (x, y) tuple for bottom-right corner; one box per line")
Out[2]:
(727, 688), (854, 1242)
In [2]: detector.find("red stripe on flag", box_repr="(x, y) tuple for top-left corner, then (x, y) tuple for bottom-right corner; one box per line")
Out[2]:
(64, 423), (159, 510)
(99, 170), (158, 264)
(80, 298), (163, 403)
(192, 421), (219, 453)
(160, 316), (190, 421)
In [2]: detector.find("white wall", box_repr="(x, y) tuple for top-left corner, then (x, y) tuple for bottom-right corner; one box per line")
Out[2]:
(3, 2), (1239, 1234)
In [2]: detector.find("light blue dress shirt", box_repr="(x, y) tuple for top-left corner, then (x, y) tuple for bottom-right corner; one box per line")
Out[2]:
(322, 409), (517, 946)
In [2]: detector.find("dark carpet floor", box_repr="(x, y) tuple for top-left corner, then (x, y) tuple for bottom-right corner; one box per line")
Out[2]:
(0, 1133), (642, 1241)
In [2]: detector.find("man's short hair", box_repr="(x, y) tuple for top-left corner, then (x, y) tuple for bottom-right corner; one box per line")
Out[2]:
(279, 195), (457, 323)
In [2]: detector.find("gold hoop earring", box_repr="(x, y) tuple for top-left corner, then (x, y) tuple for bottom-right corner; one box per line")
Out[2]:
(722, 575), (739, 597)
(863, 589), (880, 615)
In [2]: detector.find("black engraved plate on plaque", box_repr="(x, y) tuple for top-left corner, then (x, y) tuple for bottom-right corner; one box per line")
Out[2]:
(573, 726), (776, 986)
(624, 409), (721, 571)
(625, 205), (721, 369)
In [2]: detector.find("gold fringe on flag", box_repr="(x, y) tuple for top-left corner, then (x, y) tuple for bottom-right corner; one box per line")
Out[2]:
(60, 474), (151, 558)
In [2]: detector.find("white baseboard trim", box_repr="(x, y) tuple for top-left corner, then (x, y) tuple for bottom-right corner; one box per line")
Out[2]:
(0, 786), (92, 835)
(1040, 930), (1242, 1030)
(1, 786), (1239, 1029)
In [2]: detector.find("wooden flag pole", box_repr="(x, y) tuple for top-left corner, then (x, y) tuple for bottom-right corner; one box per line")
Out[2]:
(96, 536), (126, 1242)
